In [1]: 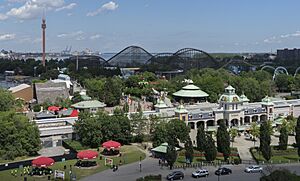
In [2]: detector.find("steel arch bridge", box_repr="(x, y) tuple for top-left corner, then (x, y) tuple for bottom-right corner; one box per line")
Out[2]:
(106, 46), (153, 67)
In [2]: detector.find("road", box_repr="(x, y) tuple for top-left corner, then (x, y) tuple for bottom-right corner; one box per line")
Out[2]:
(80, 157), (300, 181)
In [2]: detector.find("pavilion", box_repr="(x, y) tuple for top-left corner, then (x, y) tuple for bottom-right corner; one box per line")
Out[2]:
(173, 82), (209, 103)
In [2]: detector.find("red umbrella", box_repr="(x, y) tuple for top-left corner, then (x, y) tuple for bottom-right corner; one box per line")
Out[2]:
(69, 109), (79, 117)
(32, 157), (55, 167)
(48, 106), (60, 112)
(102, 140), (121, 150)
(77, 150), (98, 160)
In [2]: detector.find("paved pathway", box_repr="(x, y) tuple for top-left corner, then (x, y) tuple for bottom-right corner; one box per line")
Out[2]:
(81, 156), (300, 181)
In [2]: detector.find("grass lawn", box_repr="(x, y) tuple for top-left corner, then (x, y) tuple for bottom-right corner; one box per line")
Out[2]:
(0, 145), (146, 181)
(251, 147), (300, 164)
(175, 148), (240, 166)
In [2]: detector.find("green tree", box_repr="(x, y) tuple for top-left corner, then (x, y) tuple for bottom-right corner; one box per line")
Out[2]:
(216, 120), (231, 161)
(166, 119), (190, 146)
(295, 116), (300, 158)
(261, 169), (300, 181)
(0, 89), (15, 111)
(166, 143), (177, 170)
(75, 115), (102, 148)
(71, 92), (84, 104)
(229, 128), (238, 142)
(286, 116), (297, 135)
(0, 112), (41, 160)
(204, 133), (217, 161)
(260, 121), (272, 161)
(196, 124), (206, 152)
(279, 121), (288, 150)
(184, 137), (194, 164)
(250, 122), (260, 148)
(229, 128), (238, 148)
(130, 112), (147, 142)
(152, 122), (168, 147)
(102, 77), (123, 106)
(123, 102), (129, 113)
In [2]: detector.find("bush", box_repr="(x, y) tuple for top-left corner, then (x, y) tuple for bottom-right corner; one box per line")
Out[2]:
(33, 104), (41, 112)
(132, 134), (144, 143)
(136, 175), (162, 181)
(233, 158), (241, 165)
(64, 140), (89, 151)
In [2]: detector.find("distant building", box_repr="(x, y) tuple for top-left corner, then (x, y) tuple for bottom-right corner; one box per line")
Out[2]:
(8, 83), (33, 102)
(277, 48), (300, 60)
(34, 81), (69, 104)
(72, 100), (106, 114)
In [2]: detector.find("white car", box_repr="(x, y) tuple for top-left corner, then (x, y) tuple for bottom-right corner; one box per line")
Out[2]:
(245, 165), (263, 173)
(192, 169), (209, 178)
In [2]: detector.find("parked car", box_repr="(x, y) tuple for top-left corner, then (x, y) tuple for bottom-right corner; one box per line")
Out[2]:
(167, 171), (184, 180)
(192, 169), (209, 178)
(215, 167), (232, 175)
(245, 165), (263, 173)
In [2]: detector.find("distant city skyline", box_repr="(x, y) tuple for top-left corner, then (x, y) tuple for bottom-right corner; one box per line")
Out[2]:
(0, 0), (300, 53)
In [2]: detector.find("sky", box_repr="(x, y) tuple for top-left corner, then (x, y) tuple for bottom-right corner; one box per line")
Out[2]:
(0, 0), (300, 53)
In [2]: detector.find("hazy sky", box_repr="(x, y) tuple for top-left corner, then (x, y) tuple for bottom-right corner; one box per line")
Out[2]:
(0, 0), (300, 53)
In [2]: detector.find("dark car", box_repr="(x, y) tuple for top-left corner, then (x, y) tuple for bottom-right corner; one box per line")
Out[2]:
(167, 171), (184, 180)
(215, 167), (232, 175)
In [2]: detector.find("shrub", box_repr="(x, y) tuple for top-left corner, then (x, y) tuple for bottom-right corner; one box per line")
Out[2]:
(136, 175), (162, 181)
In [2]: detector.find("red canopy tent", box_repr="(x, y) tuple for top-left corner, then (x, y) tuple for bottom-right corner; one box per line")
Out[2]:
(77, 150), (98, 160)
(102, 140), (121, 150)
(32, 157), (55, 167)
(69, 109), (79, 117)
(48, 106), (60, 112)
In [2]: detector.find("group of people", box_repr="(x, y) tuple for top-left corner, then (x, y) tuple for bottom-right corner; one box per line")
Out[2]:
(10, 166), (31, 177)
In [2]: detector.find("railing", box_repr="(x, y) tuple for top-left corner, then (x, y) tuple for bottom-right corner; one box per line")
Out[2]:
(0, 141), (78, 172)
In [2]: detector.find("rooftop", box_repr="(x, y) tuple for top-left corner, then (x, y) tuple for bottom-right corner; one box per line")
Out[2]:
(173, 84), (209, 98)
(8, 83), (31, 93)
(72, 100), (106, 109)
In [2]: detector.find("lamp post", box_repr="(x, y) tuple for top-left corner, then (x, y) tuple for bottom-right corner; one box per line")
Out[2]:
(139, 156), (142, 172)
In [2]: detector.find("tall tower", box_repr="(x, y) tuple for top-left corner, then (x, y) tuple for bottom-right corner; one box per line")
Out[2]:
(41, 17), (46, 67)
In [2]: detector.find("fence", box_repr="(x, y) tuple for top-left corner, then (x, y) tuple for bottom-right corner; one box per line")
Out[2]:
(0, 141), (78, 172)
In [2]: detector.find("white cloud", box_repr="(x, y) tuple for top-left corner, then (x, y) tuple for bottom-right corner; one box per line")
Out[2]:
(57, 30), (83, 38)
(90, 34), (101, 40)
(6, 0), (65, 20)
(0, 33), (16, 41)
(0, 13), (8, 20)
(76, 36), (85, 41)
(67, 13), (72, 16)
(264, 31), (300, 44)
(6, 0), (27, 3)
(87, 1), (118, 17)
(33, 37), (41, 43)
(55, 3), (76, 12)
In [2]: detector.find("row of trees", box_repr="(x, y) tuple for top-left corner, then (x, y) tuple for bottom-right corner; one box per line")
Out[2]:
(74, 111), (132, 147)
(0, 89), (41, 160)
(253, 116), (300, 161)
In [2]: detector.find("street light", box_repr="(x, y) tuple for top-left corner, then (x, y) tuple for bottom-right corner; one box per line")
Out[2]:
(139, 156), (142, 172)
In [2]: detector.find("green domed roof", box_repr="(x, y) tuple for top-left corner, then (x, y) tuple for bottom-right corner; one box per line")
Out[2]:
(218, 85), (241, 103)
(174, 104), (188, 114)
(154, 99), (168, 109)
(173, 84), (209, 98)
(261, 96), (274, 106)
(240, 94), (250, 102)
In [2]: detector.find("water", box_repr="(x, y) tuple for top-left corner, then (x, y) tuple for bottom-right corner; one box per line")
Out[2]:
(0, 81), (19, 89)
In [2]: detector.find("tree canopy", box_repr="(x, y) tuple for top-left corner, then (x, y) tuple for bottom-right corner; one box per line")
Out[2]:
(0, 112), (41, 160)
(74, 111), (132, 148)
